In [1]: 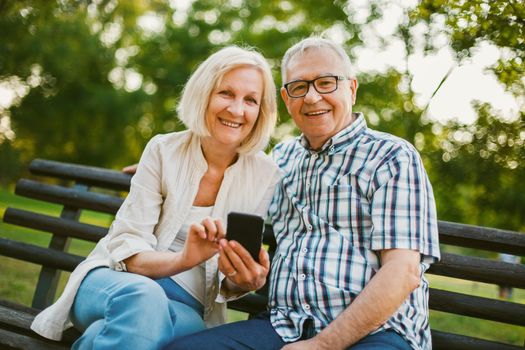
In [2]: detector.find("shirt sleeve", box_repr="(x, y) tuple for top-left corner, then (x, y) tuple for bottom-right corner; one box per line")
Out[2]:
(215, 271), (251, 302)
(369, 146), (440, 264)
(107, 135), (164, 268)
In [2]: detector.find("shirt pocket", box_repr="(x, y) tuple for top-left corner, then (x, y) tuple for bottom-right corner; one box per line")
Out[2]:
(318, 184), (370, 247)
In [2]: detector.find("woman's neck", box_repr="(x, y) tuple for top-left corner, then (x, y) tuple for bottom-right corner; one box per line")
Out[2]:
(200, 137), (239, 170)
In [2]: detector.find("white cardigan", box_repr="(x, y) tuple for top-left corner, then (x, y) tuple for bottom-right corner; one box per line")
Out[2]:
(31, 130), (281, 340)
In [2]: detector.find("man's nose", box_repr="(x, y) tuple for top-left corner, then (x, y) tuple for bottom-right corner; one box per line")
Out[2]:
(227, 99), (244, 116)
(303, 83), (322, 104)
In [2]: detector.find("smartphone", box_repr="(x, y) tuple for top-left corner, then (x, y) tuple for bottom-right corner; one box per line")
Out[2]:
(226, 212), (264, 262)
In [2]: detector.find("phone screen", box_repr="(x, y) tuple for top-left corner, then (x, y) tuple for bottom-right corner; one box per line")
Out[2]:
(226, 212), (264, 262)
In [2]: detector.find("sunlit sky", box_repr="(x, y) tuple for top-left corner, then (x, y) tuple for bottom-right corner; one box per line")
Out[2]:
(0, 0), (520, 128)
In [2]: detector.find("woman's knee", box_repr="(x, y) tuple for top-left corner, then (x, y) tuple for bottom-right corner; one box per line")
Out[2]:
(110, 274), (169, 310)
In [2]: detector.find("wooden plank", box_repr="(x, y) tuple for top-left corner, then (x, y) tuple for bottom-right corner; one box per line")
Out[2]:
(429, 288), (525, 326)
(0, 329), (70, 350)
(431, 330), (523, 350)
(438, 221), (525, 256)
(0, 303), (36, 330)
(4, 208), (107, 243)
(29, 158), (131, 191)
(428, 253), (525, 288)
(0, 238), (83, 272)
(15, 179), (123, 214)
(0, 301), (79, 345)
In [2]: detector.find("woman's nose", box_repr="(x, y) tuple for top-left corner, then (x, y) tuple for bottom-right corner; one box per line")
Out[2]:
(227, 99), (244, 117)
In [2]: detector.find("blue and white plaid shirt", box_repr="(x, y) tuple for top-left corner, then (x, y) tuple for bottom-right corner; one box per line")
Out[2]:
(268, 113), (440, 350)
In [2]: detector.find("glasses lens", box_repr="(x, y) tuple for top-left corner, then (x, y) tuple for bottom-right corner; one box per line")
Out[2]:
(287, 81), (309, 97)
(314, 76), (337, 93)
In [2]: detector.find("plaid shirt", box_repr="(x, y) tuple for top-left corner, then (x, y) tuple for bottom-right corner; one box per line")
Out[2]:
(267, 113), (440, 350)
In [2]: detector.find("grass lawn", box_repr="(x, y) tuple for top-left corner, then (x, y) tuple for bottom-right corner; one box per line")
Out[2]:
(1, 187), (523, 345)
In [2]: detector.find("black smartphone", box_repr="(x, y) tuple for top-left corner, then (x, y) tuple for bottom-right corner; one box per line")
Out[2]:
(226, 212), (264, 262)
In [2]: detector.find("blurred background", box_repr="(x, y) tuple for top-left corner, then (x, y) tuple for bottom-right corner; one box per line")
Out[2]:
(0, 0), (525, 231)
(0, 1), (524, 344)
(0, 0), (523, 232)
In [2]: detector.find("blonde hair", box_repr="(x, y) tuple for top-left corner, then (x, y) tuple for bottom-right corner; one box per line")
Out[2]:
(177, 46), (277, 154)
(281, 36), (355, 83)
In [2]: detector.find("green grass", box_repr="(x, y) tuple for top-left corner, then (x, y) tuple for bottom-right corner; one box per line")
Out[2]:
(1, 187), (524, 344)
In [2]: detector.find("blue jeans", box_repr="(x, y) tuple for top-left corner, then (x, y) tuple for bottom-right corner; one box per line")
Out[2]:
(70, 267), (205, 350)
(165, 312), (412, 350)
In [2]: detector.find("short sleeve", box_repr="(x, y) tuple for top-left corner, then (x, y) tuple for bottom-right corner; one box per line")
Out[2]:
(369, 147), (440, 264)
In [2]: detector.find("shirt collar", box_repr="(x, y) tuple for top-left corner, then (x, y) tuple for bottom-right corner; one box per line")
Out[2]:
(299, 112), (367, 154)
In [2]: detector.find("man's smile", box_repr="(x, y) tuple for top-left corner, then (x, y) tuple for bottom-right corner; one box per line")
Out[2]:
(303, 109), (330, 117)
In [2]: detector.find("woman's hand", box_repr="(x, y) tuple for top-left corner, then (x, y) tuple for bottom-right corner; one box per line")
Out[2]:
(218, 239), (270, 292)
(181, 217), (226, 269)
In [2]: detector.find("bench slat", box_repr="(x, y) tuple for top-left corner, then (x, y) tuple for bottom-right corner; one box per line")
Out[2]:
(29, 158), (131, 191)
(428, 253), (525, 288)
(0, 328), (70, 350)
(438, 221), (525, 256)
(227, 293), (268, 316)
(4, 208), (107, 243)
(429, 288), (525, 326)
(0, 300), (80, 345)
(0, 238), (83, 272)
(15, 179), (123, 214)
(431, 330), (523, 350)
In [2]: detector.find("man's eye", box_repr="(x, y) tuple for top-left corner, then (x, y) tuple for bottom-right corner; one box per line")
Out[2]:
(291, 83), (307, 93)
(317, 79), (335, 87)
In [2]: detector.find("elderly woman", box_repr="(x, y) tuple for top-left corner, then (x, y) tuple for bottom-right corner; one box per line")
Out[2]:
(31, 46), (281, 349)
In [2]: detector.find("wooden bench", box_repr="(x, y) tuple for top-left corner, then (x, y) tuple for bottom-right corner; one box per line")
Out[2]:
(1, 159), (524, 350)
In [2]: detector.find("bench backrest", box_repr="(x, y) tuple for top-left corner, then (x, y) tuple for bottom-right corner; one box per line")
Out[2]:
(1, 159), (524, 349)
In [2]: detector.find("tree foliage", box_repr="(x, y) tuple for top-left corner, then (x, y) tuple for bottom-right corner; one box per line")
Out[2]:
(0, 0), (523, 231)
(410, 0), (525, 230)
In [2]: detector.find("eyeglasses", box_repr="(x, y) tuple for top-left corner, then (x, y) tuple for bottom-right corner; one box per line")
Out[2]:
(283, 75), (350, 98)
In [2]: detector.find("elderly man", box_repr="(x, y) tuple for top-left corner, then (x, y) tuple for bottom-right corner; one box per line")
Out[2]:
(167, 37), (440, 350)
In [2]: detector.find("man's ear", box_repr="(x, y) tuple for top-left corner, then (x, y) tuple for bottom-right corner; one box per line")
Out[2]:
(350, 78), (359, 105)
(280, 86), (290, 111)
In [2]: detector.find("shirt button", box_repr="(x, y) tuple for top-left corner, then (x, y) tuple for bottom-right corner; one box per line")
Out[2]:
(299, 273), (306, 280)
(312, 153), (318, 159)
(307, 225), (313, 231)
(306, 182), (311, 188)
(304, 304), (311, 310)
(302, 248), (308, 254)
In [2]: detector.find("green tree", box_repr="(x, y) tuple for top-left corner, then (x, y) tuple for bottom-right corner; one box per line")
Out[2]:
(409, 0), (525, 230)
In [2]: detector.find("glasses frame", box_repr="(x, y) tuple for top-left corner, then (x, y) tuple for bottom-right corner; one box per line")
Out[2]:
(283, 75), (351, 98)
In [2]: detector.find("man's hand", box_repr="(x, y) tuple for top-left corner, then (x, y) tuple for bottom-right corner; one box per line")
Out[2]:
(181, 217), (226, 269)
(218, 239), (270, 292)
(122, 164), (138, 174)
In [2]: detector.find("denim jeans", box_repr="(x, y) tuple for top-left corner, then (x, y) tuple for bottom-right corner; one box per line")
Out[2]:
(70, 267), (205, 350)
(165, 312), (412, 350)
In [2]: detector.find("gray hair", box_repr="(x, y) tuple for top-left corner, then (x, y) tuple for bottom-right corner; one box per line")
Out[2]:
(281, 36), (355, 83)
